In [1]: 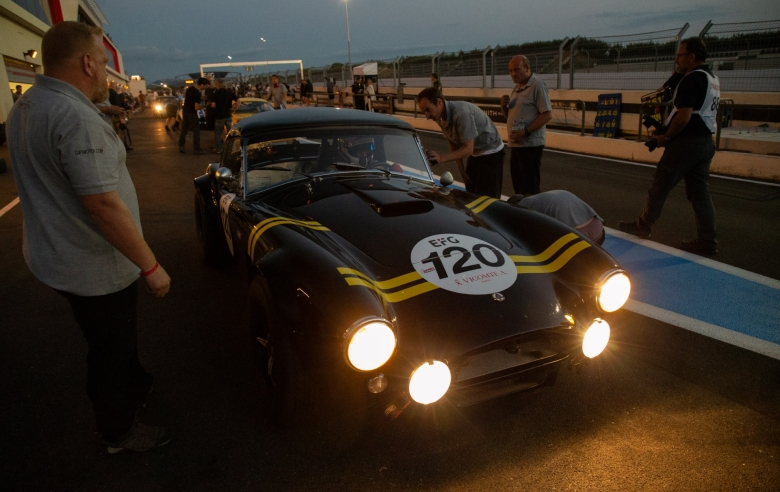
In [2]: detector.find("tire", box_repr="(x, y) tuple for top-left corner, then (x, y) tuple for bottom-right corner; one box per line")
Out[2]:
(194, 191), (230, 266)
(247, 279), (314, 427)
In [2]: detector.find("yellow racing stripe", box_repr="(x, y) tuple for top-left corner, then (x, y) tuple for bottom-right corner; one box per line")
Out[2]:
(509, 233), (579, 264)
(337, 268), (422, 290)
(344, 277), (439, 303)
(248, 217), (328, 260)
(515, 241), (590, 274)
(470, 198), (498, 214)
(465, 196), (490, 210)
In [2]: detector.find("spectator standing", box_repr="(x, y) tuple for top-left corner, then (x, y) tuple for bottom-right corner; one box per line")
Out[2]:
(137, 91), (145, 112)
(179, 77), (208, 154)
(12, 85), (23, 102)
(164, 98), (177, 133)
(365, 78), (376, 111)
(619, 37), (720, 254)
(211, 78), (239, 153)
(204, 77), (215, 131)
(268, 75), (288, 109)
(417, 87), (505, 198)
(431, 73), (442, 93)
(303, 78), (313, 106)
(5, 21), (171, 453)
(500, 55), (552, 196)
(351, 76), (365, 110)
(326, 77), (335, 106)
(508, 190), (605, 245)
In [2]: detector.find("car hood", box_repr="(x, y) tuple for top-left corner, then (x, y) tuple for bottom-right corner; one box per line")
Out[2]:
(265, 175), (513, 268)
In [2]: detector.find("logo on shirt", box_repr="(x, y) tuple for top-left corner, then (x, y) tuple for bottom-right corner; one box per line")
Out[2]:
(74, 148), (104, 156)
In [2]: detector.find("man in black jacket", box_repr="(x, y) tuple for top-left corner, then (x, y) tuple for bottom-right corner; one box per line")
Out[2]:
(178, 77), (208, 154)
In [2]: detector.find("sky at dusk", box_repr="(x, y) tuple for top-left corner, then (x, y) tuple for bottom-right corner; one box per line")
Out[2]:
(97, 0), (780, 82)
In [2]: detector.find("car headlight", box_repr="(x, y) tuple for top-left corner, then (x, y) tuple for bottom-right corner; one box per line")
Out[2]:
(346, 319), (396, 371)
(582, 319), (610, 358)
(409, 361), (451, 404)
(155, 104), (163, 111)
(597, 271), (631, 312)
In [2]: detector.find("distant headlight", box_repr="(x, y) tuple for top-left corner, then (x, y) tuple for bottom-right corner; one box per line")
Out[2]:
(409, 361), (451, 404)
(597, 271), (631, 312)
(155, 104), (163, 111)
(346, 319), (396, 371)
(582, 319), (610, 358)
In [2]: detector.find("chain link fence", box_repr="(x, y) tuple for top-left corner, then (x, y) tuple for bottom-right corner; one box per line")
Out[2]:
(299, 19), (779, 92)
(701, 19), (780, 92)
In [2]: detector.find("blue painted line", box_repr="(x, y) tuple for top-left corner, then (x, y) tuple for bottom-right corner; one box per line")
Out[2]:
(603, 235), (780, 345)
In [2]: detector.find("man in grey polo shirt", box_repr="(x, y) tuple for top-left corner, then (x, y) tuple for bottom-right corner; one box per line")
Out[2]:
(500, 55), (552, 196)
(417, 87), (505, 198)
(6, 21), (171, 453)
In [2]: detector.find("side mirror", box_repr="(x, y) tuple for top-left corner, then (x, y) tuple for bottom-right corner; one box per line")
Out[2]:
(439, 171), (454, 188)
(216, 167), (234, 185)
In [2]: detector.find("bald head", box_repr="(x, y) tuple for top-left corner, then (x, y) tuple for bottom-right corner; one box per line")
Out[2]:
(509, 55), (532, 85)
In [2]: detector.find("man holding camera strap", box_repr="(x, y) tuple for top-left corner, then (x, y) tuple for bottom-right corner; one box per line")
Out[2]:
(620, 37), (720, 255)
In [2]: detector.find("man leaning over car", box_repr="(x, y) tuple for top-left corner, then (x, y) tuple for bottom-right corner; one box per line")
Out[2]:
(417, 87), (505, 198)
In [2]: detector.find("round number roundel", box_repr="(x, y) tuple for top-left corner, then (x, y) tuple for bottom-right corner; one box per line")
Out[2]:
(410, 234), (517, 295)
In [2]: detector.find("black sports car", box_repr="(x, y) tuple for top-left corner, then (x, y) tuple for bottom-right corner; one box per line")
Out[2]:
(194, 108), (631, 426)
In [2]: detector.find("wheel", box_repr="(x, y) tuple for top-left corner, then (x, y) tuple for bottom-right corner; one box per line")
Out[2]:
(247, 279), (314, 427)
(194, 191), (230, 266)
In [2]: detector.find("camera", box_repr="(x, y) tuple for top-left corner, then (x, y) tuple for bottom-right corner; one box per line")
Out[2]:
(642, 116), (666, 152)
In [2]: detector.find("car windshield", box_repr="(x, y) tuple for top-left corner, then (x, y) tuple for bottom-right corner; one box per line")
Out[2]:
(156, 97), (178, 105)
(237, 101), (272, 113)
(242, 127), (431, 195)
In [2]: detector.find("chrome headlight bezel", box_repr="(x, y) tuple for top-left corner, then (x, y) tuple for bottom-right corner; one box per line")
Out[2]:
(343, 316), (397, 372)
(595, 269), (631, 313)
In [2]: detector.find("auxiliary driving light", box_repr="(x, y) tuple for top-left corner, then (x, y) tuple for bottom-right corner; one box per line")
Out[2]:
(597, 271), (631, 312)
(408, 360), (451, 404)
(582, 319), (611, 358)
(346, 320), (396, 371)
(155, 104), (163, 112)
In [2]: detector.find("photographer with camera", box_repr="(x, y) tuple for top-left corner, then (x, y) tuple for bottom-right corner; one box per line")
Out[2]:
(619, 37), (720, 255)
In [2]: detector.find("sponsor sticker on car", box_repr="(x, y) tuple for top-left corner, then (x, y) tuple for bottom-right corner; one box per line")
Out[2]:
(410, 234), (517, 295)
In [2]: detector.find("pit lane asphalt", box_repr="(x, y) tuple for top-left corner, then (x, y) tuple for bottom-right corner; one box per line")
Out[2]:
(1, 113), (778, 491)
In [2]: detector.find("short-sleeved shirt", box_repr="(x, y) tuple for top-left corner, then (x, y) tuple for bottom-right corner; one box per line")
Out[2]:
(211, 88), (238, 119)
(518, 190), (602, 228)
(183, 86), (202, 114)
(6, 75), (141, 296)
(505, 74), (552, 148)
(268, 83), (287, 108)
(672, 65), (715, 138)
(438, 100), (504, 156)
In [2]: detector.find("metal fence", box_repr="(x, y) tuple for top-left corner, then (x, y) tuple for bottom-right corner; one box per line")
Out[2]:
(299, 19), (780, 92)
(701, 19), (780, 92)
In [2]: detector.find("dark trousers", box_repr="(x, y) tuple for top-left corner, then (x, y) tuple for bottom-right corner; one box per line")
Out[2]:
(57, 282), (153, 441)
(510, 145), (544, 195)
(640, 135), (717, 243)
(179, 113), (201, 151)
(465, 149), (505, 199)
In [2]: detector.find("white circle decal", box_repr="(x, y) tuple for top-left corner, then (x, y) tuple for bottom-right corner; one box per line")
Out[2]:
(411, 234), (517, 295)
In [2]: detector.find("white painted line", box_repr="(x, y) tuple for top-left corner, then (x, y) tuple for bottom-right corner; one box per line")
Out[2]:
(420, 129), (780, 188)
(0, 197), (20, 218)
(543, 149), (780, 188)
(605, 227), (780, 290)
(626, 299), (780, 361)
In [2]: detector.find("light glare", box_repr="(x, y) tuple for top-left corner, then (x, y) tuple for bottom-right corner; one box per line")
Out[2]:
(347, 322), (396, 371)
(582, 319), (610, 358)
(598, 272), (631, 312)
(409, 361), (451, 404)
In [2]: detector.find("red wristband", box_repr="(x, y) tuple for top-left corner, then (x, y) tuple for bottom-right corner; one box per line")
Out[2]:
(140, 262), (159, 277)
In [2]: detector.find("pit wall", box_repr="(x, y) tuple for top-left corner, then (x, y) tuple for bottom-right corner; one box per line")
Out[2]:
(393, 113), (780, 183)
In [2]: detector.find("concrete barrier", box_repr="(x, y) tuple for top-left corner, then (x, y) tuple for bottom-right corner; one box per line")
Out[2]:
(394, 113), (780, 183)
